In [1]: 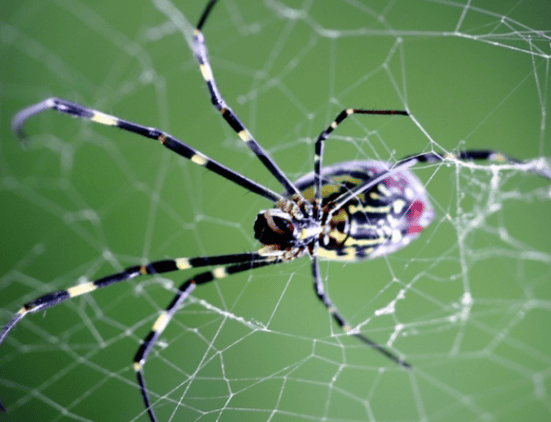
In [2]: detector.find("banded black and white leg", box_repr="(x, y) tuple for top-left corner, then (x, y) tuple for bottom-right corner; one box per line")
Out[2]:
(311, 257), (411, 369)
(12, 98), (288, 207)
(192, 0), (311, 214)
(134, 258), (281, 422)
(0, 252), (271, 346)
(327, 149), (551, 216)
(0, 252), (281, 420)
(413, 149), (551, 180)
(313, 108), (409, 218)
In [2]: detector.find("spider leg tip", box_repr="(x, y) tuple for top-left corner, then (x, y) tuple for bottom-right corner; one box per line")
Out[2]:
(12, 121), (31, 147)
(18, 135), (30, 148)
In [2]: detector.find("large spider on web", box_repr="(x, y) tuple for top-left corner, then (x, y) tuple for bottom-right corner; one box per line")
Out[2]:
(2, 0), (551, 420)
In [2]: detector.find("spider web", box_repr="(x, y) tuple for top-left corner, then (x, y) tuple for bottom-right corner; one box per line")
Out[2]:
(1, 0), (551, 421)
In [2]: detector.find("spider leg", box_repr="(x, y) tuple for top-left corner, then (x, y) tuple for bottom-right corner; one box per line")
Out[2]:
(192, 2), (311, 213)
(12, 97), (282, 204)
(326, 149), (551, 220)
(325, 157), (418, 220)
(0, 252), (265, 355)
(134, 257), (281, 422)
(0, 251), (274, 416)
(314, 108), (408, 218)
(312, 257), (411, 369)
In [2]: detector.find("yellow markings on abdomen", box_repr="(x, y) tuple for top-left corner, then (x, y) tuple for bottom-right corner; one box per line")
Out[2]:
(344, 236), (385, 247)
(91, 111), (118, 126)
(348, 204), (391, 214)
(328, 229), (347, 244)
(316, 247), (357, 261)
(67, 282), (97, 298)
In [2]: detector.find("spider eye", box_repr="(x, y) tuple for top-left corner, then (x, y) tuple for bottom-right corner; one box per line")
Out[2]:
(254, 210), (295, 245)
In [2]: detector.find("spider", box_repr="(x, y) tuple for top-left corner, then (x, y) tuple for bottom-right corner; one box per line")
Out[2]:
(2, 0), (551, 420)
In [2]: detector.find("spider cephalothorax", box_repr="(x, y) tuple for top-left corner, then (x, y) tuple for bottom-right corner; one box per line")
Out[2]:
(253, 205), (319, 261)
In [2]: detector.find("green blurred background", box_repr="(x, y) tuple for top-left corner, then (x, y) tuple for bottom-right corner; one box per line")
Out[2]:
(1, 0), (551, 421)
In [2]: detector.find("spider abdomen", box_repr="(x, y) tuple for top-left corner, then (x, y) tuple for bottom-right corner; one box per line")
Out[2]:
(294, 161), (434, 261)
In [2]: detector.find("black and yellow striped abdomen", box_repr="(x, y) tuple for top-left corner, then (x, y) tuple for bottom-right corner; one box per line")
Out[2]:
(294, 161), (434, 261)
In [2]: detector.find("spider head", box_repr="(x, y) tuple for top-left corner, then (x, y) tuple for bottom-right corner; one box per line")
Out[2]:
(254, 209), (298, 248)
